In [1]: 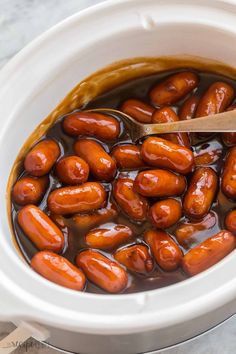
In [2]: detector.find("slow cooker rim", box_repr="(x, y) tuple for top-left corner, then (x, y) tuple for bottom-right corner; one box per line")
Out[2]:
(1, 0), (236, 335)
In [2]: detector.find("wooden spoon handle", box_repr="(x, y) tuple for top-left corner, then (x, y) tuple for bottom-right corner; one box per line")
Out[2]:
(142, 110), (236, 135)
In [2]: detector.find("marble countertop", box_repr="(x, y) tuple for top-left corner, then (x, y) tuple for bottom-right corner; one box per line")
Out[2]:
(1, 0), (236, 353)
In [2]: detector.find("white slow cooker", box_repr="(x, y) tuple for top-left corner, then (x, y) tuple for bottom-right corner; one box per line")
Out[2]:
(1, 0), (236, 353)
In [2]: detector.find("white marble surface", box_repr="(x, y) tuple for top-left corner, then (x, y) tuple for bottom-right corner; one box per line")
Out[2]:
(1, 0), (236, 353)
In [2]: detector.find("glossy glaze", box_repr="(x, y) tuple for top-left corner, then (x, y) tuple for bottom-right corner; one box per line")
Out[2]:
(76, 249), (128, 293)
(141, 137), (194, 174)
(74, 139), (117, 182)
(31, 251), (86, 291)
(24, 139), (60, 176)
(113, 177), (149, 221)
(134, 169), (186, 197)
(12, 176), (49, 205)
(55, 156), (89, 185)
(12, 69), (236, 294)
(144, 229), (183, 271)
(47, 182), (107, 215)
(18, 205), (64, 252)
(182, 230), (236, 276)
(114, 245), (154, 274)
(149, 199), (182, 229)
(150, 71), (199, 106)
(85, 224), (133, 250)
(63, 111), (120, 141)
(183, 167), (218, 219)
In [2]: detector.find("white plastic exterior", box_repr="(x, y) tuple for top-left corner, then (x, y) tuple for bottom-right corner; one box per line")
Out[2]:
(1, 0), (236, 353)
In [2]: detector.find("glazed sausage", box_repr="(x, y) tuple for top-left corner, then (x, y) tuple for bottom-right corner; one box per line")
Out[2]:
(196, 82), (234, 137)
(76, 250), (128, 293)
(152, 107), (190, 147)
(141, 137), (194, 174)
(221, 147), (236, 199)
(63, 111), (120, 141)
(31, 251), (86, 291)
(74, 139), (116, 182)
(120, 99), (154, 123)
(72, 204), (117, 230)
(183, 167), (217, 219)
(85, 224), (133, 250)
(179, 95), (199, 120)
(144, 229), (183, 271)
(150, 72), (199, 106)
(24, 139), (60, 176)
(149, 199), (182, 229)
(114, 245), (154, 274)
(134, 169), (186, 197)
(175, 211), (216, 247)
(225, 209), (236, 234)
(195, 82), (234, 118)
(111, 144), (145, 170)
(182, 230), (236, 276)
(222, 105), (236, 146)
(12, 176), (49, 205)
(194, 140), (223, 166)
(113, 178), (149, 221)
(18, 205), (64, 252)
(47, 182), (107, 215)
(56, 156), (89, 185)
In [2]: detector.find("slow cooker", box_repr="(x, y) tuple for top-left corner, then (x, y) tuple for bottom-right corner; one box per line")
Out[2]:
(1, 0), (236, 353)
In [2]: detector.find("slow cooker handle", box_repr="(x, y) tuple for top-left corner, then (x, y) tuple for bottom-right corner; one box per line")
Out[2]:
(0, 322), (49, 354)
(0, 285), (50, 353)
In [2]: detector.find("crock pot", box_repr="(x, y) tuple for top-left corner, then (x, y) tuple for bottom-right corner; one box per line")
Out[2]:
(1, 0), (236, 353)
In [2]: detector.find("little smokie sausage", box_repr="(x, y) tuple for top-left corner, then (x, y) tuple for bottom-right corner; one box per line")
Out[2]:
(221, 147), (236, 199)
(85, 224), (133, 250)
(47, 182), (106, 215)
(179, 95), (199, 120)
(144, 229), (183, 271)
(120, 99), (154, 123)
(76, 250), (128, 293)
(150, 71), (199, 106)
(113, 178), (149, 221)
(175, 212), (216, 247)
(152, 107), (190, 147)
(31, 251), (86, 291)
(183, 167), (217, 219)
(72, 204), (117, 230)
(182, 230), (236, 276)
(225, 209), (236, 234)
(18, 205), (64, 252)
(195, 82), (234, 138)
(134, 169), (186, 198)
(63, 111), (120, 141)
(24, 139), (60, 176)
(74, 139), (116, 182)
(149, 199), (182, 229)
(141, 137), (194, 174)
(195, 82), (234, 118)
(111, 144), (145, 170)
(12, 176), (49, 205)
(56, 156), (89, 185)
(114, 245), (154, 274)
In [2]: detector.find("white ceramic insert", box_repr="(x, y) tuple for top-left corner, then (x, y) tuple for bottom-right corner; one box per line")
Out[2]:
(1, 0), (236, 353)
